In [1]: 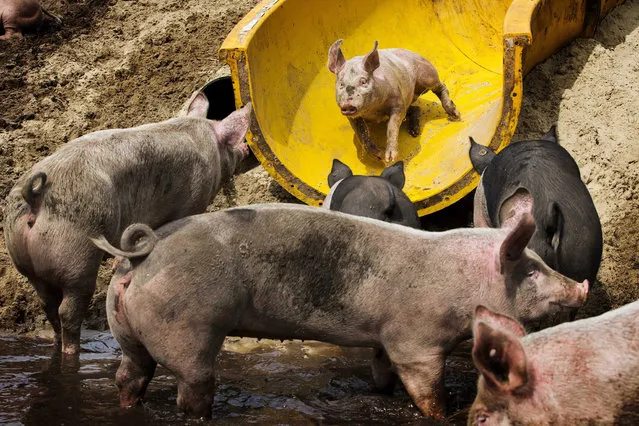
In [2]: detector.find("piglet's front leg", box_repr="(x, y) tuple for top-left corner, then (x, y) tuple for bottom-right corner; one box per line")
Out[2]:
(385, 109), (405, 163)
(349, 117), (384, 160)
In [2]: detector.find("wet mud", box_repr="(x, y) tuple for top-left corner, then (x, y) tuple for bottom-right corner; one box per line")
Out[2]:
(0, 332), (477, 425)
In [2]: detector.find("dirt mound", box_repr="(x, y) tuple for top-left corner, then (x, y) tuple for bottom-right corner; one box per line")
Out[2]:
(0, 0), (637, 333)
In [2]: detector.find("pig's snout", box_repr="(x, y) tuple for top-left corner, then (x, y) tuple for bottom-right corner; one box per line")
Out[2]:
(340, 104), (358, 116)
(561, 279), (589, 308)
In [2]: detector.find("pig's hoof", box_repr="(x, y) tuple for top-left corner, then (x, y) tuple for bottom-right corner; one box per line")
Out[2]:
(448, 110), (462, 121)
(385, 149), (399, 163)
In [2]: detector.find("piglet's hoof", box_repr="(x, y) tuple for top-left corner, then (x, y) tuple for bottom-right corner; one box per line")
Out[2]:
(448, 109), (462, 122)
(385, 147), (399, 163)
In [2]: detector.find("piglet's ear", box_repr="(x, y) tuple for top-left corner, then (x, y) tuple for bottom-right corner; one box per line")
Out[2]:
(328, 159), (353, 187)
(328, 39), (346, 74)
(472, 317), (528, 393)
(212, 102), (252, 146)
(363, 41), (380, 74)
(380, 161), (406, 189)
(499, 213), (535, 268)
(183, 90), (210, 118)
(474, 305), (527, 338)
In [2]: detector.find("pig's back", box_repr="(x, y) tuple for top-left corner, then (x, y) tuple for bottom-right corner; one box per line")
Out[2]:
(29, 118), (218, 236)
(524, 300), (639, 419)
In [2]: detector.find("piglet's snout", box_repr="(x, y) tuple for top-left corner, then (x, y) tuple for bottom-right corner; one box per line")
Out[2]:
(562, 279), (589, 308)
(340, 104), (358, 116)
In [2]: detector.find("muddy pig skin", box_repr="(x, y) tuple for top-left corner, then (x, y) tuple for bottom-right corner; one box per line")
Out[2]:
(3, 91), (252, 355)
(324, 158), (420, 394)
(324, 159), (420, 229)
(468, 302), (639, 425)
(93, 204), (588, 419)
(0, 0), (61, 39)
(328, 39), (461, 163)
(469, 127), (603, 290)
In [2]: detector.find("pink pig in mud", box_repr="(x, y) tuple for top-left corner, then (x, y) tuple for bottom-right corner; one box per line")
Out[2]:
(93, 205), (587, 419)
(469, 302), (639, 425)
(3, 91), (252, 355)
(0, 0), (61, 39)
(328, 39), (461, 163)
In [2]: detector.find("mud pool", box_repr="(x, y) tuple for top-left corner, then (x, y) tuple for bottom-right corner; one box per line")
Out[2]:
(0, 331), (477, 425)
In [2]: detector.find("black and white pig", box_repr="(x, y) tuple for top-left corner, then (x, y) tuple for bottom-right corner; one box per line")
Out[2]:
(3, 91), (252, 355)
(469, 127), (603, 290)
(93, 204), (588, 419)
(324, 159), (420, 229)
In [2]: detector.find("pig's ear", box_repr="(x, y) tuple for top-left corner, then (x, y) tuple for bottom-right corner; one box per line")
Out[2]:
(185, 91), (210, 118)
(380, 161), (406, 189)
(499, 213), (535, 267)
(328, 39), (346, 74)
(472, 318), (528, 393)
(212, 102), (253, 146)
(541, 126), (558, 143)
(474, 305), (526, 338)
(547, 202), (564, 257)
(469, 137), (496, 174)
(498, 188), (533, 229)
(328, 159), (353, 187)
(363, 41), (380, 74)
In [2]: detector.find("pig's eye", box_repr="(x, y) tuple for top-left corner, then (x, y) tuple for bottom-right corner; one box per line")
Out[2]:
(476, 415), (488, 424)
(340, 83), (345, 89)
(527, 269), (538, 278)
(359, 77), (368, 86)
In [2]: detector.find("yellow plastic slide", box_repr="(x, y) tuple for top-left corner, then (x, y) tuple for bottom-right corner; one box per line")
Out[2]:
(220, 0), (623, 215)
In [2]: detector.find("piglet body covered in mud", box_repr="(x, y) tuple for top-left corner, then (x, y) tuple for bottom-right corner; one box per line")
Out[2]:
(95, 204), (587, 420)
(469, 302), (639, 425)
(3, 92), (252, 355)
(328, 40), (460, 163)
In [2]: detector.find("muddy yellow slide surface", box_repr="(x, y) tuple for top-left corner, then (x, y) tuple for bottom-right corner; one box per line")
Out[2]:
(220, 0), (623, 215)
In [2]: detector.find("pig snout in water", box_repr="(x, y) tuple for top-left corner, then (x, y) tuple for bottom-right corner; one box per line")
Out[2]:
(468, 302), (639, 425)
(102, 205), (587, 419)
(328, 39), (460, 163)
(324, 159), (420, 229)
(2, 91), (252, 355)
(469, 127), (602, 305)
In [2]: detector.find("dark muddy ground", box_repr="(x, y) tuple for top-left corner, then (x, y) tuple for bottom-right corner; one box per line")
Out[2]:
(0, 332), (477, 425)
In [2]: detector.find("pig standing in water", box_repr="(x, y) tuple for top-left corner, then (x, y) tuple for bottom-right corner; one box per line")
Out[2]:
(324, 159), (420, 393)
(324, 159), (420, 228)
(0, 0), (61, 39)
(469, 127), (602, 291)
(328, 40), (461, 163)
(468, 303), (639, 425)
(93, 205), (587, 419)
(3, 91), (252, 355)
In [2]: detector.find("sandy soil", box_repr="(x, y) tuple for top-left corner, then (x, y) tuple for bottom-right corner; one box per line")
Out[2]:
(0, 0), (637, 333)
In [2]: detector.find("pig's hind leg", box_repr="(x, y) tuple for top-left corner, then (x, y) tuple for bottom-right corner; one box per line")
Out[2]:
(173, 334), (226, 418)
(116, 345), (157, 408)
(32, 280), (63, 347)
(431, 82), (461, 121)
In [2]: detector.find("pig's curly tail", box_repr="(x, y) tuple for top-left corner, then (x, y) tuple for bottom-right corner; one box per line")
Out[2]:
(21, 172), (47, 207)
(91, 224), (158, 259)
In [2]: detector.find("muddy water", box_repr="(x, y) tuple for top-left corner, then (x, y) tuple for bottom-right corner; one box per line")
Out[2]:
(0, 331), (477, 425)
